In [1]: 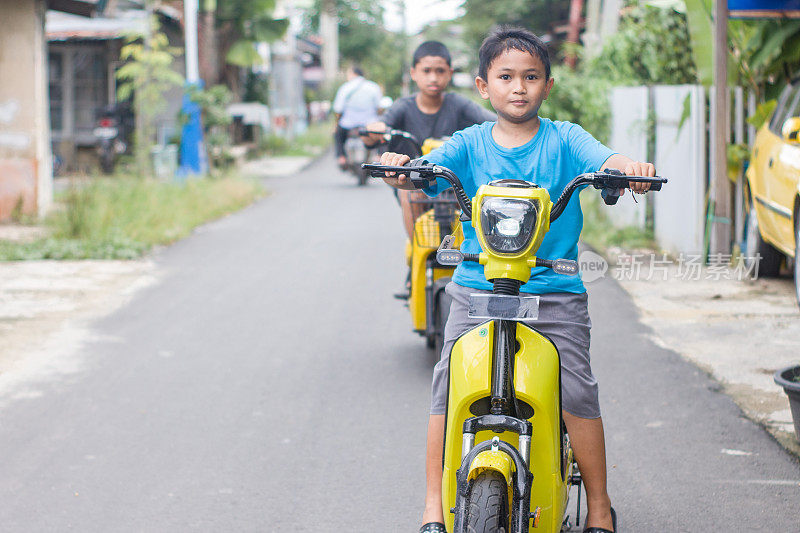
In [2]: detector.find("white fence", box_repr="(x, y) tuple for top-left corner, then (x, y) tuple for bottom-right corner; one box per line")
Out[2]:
(606, 84), (751, 256)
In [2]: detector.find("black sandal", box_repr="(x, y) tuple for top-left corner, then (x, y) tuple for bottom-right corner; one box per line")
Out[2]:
(419, 523), (446, 533)
(583, 506), (617, 533)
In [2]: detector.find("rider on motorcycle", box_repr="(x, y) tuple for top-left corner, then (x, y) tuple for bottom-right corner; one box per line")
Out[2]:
(362, 41), (496, 239)
(333, 65), (382, 170)
(379, 27), (655, 533)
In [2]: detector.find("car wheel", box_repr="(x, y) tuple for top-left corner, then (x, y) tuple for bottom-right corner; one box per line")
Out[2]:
(744, 198), (783, 277)
(795, 215), (800, 309)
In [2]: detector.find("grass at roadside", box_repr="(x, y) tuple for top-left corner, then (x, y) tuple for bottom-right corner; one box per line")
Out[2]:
(579, 189), (657, 253)
(260, 118), (333, 157)
(0, 173), (265, 260)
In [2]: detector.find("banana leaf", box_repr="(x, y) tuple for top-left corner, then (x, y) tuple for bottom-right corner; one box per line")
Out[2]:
(225, 40), (262, 67)
(684, 0), (714, 86)
(251, 17), (288, 43)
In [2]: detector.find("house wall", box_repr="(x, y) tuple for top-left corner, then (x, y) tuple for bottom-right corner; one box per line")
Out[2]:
(0, 0), (52, 221)
(48, 22), (186, 171)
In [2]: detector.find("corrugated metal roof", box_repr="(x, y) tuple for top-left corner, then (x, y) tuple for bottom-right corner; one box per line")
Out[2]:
(46, 9), (147, 41)
(47, 0), (99, 17)
(46, 4), (181, 42)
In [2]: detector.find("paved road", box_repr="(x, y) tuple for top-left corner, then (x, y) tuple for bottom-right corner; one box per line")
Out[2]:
(1, 153), (798, 532)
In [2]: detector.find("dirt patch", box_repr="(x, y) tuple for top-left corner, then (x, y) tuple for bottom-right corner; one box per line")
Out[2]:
(0, 260), (156, 406)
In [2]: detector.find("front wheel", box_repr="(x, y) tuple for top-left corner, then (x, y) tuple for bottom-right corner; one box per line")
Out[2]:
(743, 200), (782, 277)
(465, 471), (509, 533)
(794, 215), (799, 309)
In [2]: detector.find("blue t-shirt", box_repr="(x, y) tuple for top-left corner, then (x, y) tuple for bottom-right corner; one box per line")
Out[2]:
(423, 118), (615, 294)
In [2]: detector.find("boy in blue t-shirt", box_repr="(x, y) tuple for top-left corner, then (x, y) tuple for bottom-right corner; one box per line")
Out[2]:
(379, 27), (654, 533)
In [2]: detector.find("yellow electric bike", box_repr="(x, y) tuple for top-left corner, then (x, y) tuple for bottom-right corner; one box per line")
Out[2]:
(364, 161), (666, 532)
(360, 128), (462, 354)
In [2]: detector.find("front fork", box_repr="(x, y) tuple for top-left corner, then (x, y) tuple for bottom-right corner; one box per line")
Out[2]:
(452, 414), (534, 533)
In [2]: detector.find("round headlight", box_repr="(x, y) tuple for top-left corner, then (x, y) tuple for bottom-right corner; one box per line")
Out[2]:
(479, 197), (539, 254)
(496, 218), (521, 237)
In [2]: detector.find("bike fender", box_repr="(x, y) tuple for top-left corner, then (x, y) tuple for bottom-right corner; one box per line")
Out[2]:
(468, 450), (514, 485)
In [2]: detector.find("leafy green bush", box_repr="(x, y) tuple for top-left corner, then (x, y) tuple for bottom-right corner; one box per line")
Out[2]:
(540, 65), (612, 144)
(585, 3), (697, 86)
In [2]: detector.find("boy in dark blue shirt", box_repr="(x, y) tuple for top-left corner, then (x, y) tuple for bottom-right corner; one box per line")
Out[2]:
(380, 27), (654, 533)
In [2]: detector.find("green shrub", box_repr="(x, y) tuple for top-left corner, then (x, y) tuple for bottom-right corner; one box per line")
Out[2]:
(541, 65), (612, 144)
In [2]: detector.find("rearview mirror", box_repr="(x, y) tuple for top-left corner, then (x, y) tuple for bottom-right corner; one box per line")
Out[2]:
(781, 117), (800, 144)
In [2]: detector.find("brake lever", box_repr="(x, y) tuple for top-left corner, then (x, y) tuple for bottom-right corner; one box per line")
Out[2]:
(600, 187), (622, 205)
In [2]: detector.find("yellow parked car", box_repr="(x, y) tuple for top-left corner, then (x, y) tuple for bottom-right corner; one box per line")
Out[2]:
(745, 80), (800, 307)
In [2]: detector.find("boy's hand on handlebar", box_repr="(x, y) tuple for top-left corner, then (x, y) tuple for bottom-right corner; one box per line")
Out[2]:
(361, 121), (387, 146)
(622, 161), (656, 194)
(379, 151), (413, 188)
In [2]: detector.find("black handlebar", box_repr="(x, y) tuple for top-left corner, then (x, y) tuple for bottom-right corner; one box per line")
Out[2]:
(549, 170), (667, 220)
(360, 163), (667, 224)
(357, 128), (421, 149)
(361, 163), (473, 220)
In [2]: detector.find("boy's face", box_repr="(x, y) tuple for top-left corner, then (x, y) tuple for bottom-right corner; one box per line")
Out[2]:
(410, 56), (453, 97)
(475, 48), (553, 124)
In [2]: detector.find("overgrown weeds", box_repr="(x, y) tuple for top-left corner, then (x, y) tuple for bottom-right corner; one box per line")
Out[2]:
(0, 174), (264, 260)
(259, 119), (333, 157)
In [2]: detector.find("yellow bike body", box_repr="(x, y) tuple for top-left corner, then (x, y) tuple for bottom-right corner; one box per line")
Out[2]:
(443, 322), (573, 531)
(408, 215), (463, 333)
(405, 138), (462, 349)
(442, 183), (575, 532)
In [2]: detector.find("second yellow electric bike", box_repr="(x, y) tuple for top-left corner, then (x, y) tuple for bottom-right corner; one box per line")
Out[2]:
(361, 127), (463, 354)
(364, 161), (666, 532)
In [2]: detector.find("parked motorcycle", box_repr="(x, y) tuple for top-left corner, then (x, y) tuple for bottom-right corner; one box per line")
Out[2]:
(93, 105), (131, 174)
(364, 161), (666, 532)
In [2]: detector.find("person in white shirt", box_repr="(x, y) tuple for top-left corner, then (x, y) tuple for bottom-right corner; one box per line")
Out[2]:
(332, 65), (382, 169)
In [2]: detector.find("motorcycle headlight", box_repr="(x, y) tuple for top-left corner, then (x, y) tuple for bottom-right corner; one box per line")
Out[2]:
(479, 197), (539, 254)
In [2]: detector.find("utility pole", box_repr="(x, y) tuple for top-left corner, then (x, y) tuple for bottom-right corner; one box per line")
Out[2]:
(270, 0), (307, 139)
(710, 0), (731, 255)
(320, 0), (339, 88)
(198, 0), (218, 86)
(398, 0), (409, 96)
(565, 0), (584, 69)
(178, 0), (208, 177)
(184, 0), (199, 83)
(583, 0), (602, 58)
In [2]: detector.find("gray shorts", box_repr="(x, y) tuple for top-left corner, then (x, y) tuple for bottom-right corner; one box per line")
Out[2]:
(431, 282), (600, 419)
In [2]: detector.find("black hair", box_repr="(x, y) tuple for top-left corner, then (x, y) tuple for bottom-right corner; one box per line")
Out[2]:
(351, 65), (364, 77)
(412, 41), (451, 67)
(478, 26), (550, 80)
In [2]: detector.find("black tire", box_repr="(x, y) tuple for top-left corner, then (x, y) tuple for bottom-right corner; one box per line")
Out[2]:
(357, 167), (368, 186)
(425, 331), (436, 349)
(743, 193), (783, 277)
(433, 289), (452, 359)
(794, 213), (799, 309)
(100, 151), (115, 174)
(465, 471), (509, 533)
